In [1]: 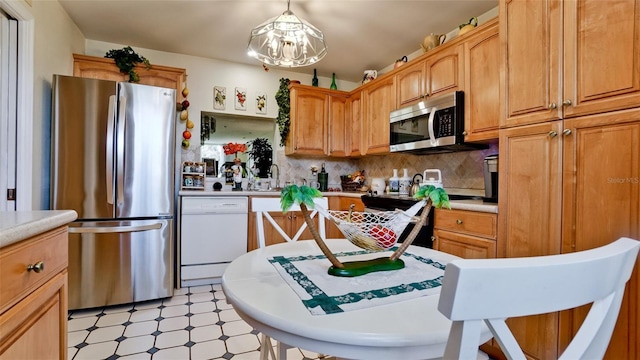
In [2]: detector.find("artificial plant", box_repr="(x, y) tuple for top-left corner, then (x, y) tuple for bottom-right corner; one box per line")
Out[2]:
(275, 78), (290, 147)
(105, 46), (151, 83)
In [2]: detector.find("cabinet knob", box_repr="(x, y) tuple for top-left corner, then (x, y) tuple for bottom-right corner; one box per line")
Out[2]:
(563, 99), (573, 106)
(548, 103), (557, 109)
(431, 236), (437, 242)
(27, 261), (45, 273)
(456, 219), (463, 225)
(462, 131), (468, 136)
(549, 131), (558, 138)
(562, 128), (572, 136)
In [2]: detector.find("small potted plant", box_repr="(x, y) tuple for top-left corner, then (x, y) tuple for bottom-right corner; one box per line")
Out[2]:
(247, 137), (273, 178)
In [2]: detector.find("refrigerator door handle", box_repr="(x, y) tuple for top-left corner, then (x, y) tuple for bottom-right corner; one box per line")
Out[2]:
(116, 95), (127, 206)
(106, 95), (116, 205)
(68, 222), (163, 234)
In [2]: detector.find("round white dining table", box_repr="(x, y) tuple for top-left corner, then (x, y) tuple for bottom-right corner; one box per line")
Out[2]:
(221, 239), (492, 360)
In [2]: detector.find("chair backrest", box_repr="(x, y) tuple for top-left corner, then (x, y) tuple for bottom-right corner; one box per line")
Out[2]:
(437, 237), (640, 360)
(251, 197), (328, 248)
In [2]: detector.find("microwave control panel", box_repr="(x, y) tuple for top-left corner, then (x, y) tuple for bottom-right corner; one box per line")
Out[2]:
(436, 108), (454, 137)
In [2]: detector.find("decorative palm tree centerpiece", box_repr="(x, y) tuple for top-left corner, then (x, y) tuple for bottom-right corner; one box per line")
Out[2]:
(280, 184), (451, 277)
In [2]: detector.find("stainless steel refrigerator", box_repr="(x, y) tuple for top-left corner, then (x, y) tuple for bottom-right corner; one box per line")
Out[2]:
(51, 75), (176, 310)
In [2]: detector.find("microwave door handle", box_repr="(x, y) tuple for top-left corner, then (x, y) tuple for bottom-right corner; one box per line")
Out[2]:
(428, 106), (437, 145)
(116, 96), (127, 206)
(106, 95), (116, 205)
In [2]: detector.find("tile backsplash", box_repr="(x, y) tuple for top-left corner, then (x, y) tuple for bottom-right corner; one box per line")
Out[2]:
(183, 143), (498, 191)
(356, 144), (499, 190)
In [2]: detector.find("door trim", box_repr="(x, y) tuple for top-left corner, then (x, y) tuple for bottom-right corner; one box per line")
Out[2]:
(0, 0), (33, 211)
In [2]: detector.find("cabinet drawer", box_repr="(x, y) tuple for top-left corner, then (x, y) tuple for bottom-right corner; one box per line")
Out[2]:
(434, 209), (497, 239)
(0, 227), (68, 312)
(338, 197), (364, 212)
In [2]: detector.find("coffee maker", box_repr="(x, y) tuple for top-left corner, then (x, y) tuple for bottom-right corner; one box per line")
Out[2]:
(483, 154), (498, 202)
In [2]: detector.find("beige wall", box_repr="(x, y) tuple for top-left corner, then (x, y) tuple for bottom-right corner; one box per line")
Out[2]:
(31, 0), (85, 209)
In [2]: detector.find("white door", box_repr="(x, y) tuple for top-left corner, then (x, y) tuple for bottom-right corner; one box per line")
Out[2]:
(0, 10), (18, 211)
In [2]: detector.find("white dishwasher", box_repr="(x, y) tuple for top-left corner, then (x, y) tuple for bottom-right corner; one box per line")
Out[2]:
(180, 196), (248, 287)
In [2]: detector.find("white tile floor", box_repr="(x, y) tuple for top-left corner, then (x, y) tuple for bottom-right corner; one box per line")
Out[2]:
(67, 284), (331, 360)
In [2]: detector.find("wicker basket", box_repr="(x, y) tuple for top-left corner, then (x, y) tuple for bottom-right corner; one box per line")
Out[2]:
(340, 176), (363, 192)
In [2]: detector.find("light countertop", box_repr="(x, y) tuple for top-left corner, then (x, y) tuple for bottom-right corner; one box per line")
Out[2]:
(0, 210), (78, 248)
(179, 190), (498, 213)
(179, 190), (365, 198)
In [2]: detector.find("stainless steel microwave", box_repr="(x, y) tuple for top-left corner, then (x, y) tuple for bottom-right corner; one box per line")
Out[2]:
(389, 91), (486, 153)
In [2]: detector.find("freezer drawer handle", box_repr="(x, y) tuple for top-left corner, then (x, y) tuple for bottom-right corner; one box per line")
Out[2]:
(69, 223), (162, 233)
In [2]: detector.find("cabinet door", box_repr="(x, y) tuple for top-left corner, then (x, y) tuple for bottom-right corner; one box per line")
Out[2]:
(433, 230), (496, 259)
(347, 91), (362, 156)
(0, 272), (67, 360)
(498, 120), (563, 360)
(464, 20), (500, 142)
(562, 0), (640, 118)
(287, 87), (328, 156)
(500, 0), (561, 127)
(328, 94), (348, 157)
(425, 44), (463, 98)
(559, 112), (640, 359)
(363, 77), (395, 155)
(396, 61), (426, 107)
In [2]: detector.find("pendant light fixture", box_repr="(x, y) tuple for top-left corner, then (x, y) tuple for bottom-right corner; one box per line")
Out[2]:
(247, 0), (327, 67)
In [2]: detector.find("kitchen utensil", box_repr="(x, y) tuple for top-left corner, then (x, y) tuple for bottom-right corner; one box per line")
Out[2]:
(370, 178), (386, 194)
(423, 169), (443, 188)
(421, 33), (446, 52)
(458, 17), (478, 36)
(410, 173), (423, 196)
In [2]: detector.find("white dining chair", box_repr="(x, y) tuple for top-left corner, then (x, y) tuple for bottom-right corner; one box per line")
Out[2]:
(251, 196), (329, 360)
(252, 196), (328, 249)
(437, 237), (640, 360)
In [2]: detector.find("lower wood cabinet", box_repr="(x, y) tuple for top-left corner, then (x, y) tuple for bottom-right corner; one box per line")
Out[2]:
(327, 197), (365, 238)
(433, 208), (497, 259)
(0, 227), (69, 359)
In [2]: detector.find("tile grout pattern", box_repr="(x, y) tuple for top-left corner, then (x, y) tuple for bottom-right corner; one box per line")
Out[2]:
(67, 284), (330, 360)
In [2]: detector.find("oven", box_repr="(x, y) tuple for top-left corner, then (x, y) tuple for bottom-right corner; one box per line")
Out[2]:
(361, 194), (434, 248)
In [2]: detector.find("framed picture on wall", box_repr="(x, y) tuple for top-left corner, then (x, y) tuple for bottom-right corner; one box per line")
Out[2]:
(256, 91), (267, 114)
(214, 86), (226, 110)
(235, 87), (247, 110)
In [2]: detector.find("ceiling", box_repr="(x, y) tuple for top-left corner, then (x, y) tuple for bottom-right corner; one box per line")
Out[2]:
(57, 0), (498, 83)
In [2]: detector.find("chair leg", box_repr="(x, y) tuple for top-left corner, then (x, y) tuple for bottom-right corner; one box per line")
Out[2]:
(276, 340), (291, 360)
(259, 334), (277, 360)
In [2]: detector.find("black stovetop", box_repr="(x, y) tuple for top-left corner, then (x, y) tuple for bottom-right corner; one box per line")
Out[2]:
(360, 193), (479, 210)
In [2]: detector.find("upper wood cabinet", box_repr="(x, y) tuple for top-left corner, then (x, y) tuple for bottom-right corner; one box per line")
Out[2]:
(425, 44), (463, 99)
(328, 93), (349, 157)
(286, 85), (329, 156)
(362, 77), (396, 155)
(286, 84), (352, 157)
(394, 41), (463, 108)
(73, 54), (187, 101)
(347, 91), (363, 157)
(500, 0), (640, 128)
(463, 19), (500, 142)
(396, 61), (427, 107)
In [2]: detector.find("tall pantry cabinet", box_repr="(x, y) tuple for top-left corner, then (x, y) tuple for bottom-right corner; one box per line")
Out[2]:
(498, 0), (640, 359)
